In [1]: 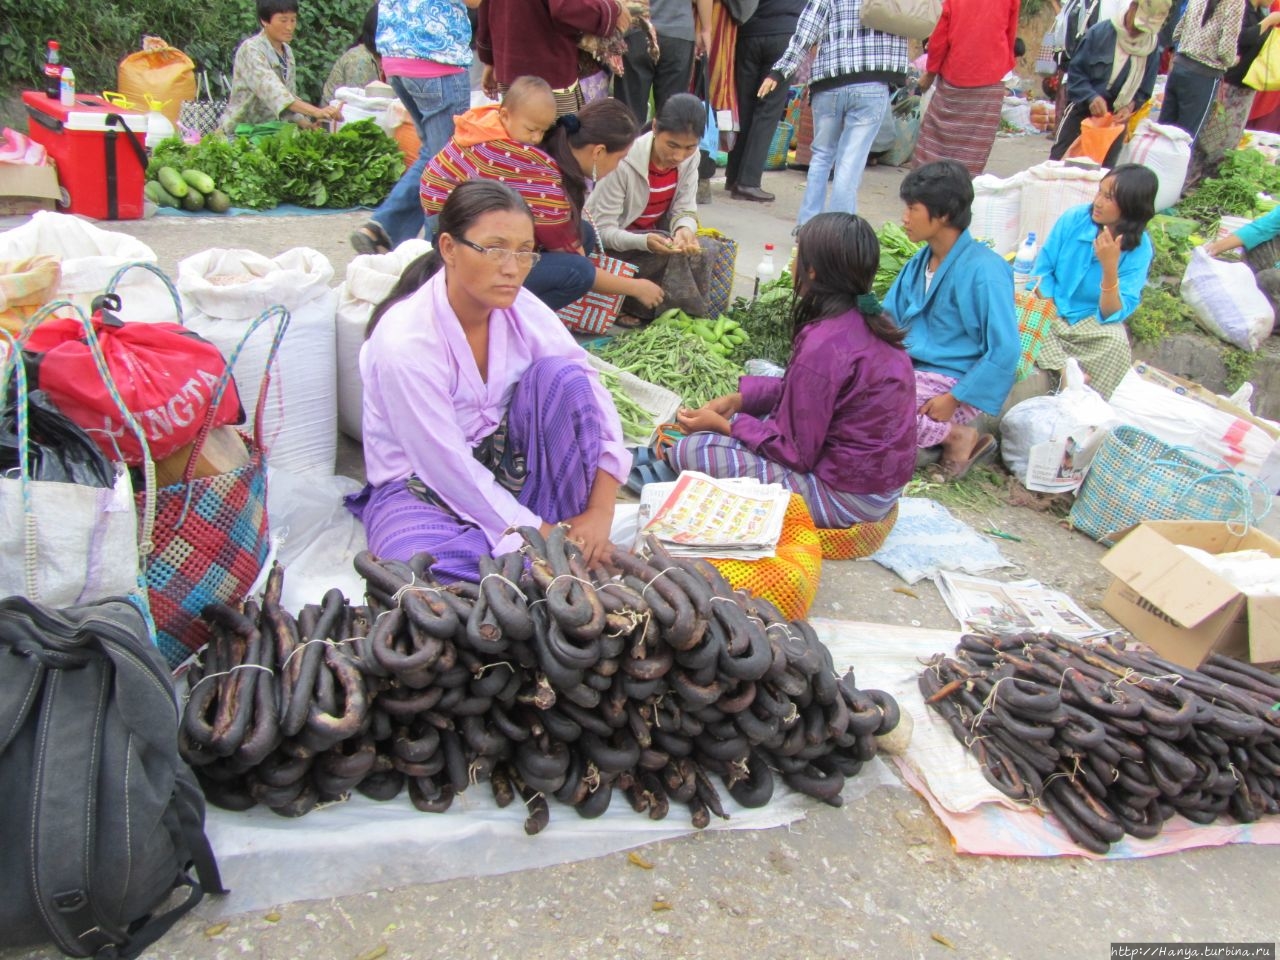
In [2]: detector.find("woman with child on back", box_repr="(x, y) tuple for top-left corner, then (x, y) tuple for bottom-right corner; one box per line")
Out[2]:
(420, 85), (664, 313)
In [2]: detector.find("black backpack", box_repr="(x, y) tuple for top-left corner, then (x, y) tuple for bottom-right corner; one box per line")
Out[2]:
(0, 595), (224, 959)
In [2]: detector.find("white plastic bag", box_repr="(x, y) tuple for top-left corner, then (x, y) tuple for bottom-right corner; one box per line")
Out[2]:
(1017, 161), (1107, 257)
(999, 359), (1120, 493)
(1108, 364), (1280, 478)
(1117, 120), (1192, 211)
(332, 85), (398, 130)
(1180, 247), (1276, 351)
(970, 172), (1027, 256)
(1000, 97), (1036, 134)
(178, 248), (339, 476)
(334, 240), (433, 440)
(0, 211), (175, 322)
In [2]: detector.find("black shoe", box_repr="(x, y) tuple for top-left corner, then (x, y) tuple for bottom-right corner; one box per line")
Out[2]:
(724, 179), (737, 192)
(350, 222), (391, 255)
(731, 185), (775, 202)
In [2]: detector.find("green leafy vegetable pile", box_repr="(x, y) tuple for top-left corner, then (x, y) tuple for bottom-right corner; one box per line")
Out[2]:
(874, 222), (924, 296)
(722, 273), (795, 367)
(1176, 149), (1280, 229)
(147, 120), (404, 210)
(1130, 215), (1201, 344)
(594, 325), (745, 409)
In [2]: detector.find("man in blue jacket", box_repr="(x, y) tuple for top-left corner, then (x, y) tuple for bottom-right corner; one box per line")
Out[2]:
(883, 160), (1020, 480)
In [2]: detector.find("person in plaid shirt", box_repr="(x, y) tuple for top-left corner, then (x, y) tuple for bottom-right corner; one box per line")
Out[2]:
(757, 0), (908, 228)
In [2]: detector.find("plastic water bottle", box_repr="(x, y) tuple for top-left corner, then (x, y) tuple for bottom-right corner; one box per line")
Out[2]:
(754, 243), (776, 298)
(59, 67), (75, 108)
(1013, 232), (1038, 293)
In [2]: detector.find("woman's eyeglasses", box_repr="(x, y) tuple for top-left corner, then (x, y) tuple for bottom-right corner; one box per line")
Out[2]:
(455, 236), (541, 269)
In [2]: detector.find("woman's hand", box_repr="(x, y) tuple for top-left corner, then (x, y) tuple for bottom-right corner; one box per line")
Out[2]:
(646, 232), (679, 255)
(563, 507), (614, 567)
(1093, 226), (1121, 273)
(482, 65), (499, 101)
(705, 392), (743, 418)
(1089, 95), (1108, 117)
(676, 403), (732, 435)
(920, 392), (959, 423)
(917, 71), (936, 93)
(673, 227), (700, 253)
(758, 76), (778, 98)
(629, 278), (664, 308)
(1112, 103), (1132, 123)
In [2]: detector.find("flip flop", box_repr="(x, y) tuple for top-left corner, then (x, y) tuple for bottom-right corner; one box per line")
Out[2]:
(350, 223), (391, 256)
(625, 446), (677, 493)
(938, 433), (997, 482)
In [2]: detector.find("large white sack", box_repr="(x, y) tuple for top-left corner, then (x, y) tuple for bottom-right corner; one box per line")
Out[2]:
(1017, 161), (1107, 258)
(178, 247), (338, 476)
(335, 239), (433, 440)
(0, 211), (178, 322)
(1180, 247), (1276, 351)
(1118, 120), (1191, 212)
(970, 172), (1026, 257)
(1109, 365), (1280, 479)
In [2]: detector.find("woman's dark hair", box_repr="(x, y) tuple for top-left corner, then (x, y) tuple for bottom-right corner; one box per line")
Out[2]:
(653, 93), (706, 138)
(354, 3), (378, 56)
(365, 181), (534, 338)
(257, 0), (298, 23)
(898, 159), (974, 232)
(540, 97), (639, 215)
(1103, 163), (1159, 251)
(790, 213), (906, 348)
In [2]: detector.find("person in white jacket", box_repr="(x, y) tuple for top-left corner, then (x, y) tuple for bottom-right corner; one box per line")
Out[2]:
(585, 93), (711, 326)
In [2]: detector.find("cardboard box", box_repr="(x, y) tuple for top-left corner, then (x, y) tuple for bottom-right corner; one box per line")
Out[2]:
(1100, 520), (1280, 668)
(0, 161), (60, 216)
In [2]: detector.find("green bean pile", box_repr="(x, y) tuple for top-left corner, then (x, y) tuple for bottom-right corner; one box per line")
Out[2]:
(595, 326), (745, 409)
(596, 369), (656, 445)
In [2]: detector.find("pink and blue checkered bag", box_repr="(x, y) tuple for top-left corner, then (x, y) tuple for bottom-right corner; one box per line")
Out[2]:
(143, 307), (288, 668)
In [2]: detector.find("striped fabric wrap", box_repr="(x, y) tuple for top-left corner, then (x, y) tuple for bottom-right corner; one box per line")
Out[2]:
(913, 78), (1006, 176)
(709, 2), (739, 123)
(420, 138), (581, 251)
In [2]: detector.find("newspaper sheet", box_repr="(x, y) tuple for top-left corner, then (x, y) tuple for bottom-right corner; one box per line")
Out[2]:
(935, 571), (1112, 640)
(638, 471), (790, 559)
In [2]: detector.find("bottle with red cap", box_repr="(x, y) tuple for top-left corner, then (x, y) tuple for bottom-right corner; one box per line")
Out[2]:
(43, 40), (61, 100)
(753, 242), (776, 299)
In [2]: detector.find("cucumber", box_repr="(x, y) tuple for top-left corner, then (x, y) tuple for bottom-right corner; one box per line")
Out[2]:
(181, 168), (216, 195)
(205, 190), (232, 214)
(156, 166), (188, 198)
(145, 180), (180, 208)
(181, 190), (206, 212)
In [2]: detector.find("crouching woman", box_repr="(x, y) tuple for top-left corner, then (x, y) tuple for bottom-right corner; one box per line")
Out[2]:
(667, 213), (917, 527)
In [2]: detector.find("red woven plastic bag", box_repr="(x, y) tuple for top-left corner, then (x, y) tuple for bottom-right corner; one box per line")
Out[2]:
(23, 298), (241, 464)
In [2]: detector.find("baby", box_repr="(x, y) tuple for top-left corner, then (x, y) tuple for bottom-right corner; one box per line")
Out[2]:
(453, 76), (558, 147)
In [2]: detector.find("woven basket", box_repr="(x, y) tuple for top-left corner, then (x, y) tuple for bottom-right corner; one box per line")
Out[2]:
(1069, 425), (1270, 545)
(765, 122), (794, 171)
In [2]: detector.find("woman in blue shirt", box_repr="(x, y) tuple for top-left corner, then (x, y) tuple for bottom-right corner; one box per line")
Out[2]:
(1031, 163), (1158, 399)
(1204, 205), (1280, 323)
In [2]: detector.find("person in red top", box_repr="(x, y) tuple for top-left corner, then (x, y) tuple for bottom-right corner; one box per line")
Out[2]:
(912, 0), (1020, 176)
(477, 0), (630, 115)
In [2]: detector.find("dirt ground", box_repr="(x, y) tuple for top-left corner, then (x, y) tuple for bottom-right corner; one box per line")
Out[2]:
(5, 134), (1280, 960)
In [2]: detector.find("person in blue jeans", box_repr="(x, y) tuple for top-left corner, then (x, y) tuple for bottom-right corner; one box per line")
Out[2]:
(759, 0), (907, 228)
(351, 0), (479, 254)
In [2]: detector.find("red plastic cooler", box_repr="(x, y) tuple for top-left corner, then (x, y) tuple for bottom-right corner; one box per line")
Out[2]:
(23, 91), (148, 220)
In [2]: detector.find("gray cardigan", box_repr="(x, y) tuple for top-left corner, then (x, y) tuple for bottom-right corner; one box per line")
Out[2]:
(585, 131), (700, 254)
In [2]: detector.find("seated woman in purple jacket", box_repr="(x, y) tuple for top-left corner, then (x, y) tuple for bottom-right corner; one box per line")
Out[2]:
(668, 213), (918, 527)
(347, 180), (630, 583)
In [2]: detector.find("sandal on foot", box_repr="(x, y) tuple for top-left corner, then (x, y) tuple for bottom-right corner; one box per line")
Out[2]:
(612, 313), (645, 330)
(938, 433), (997, 482)
(351, 222), (391, 256)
